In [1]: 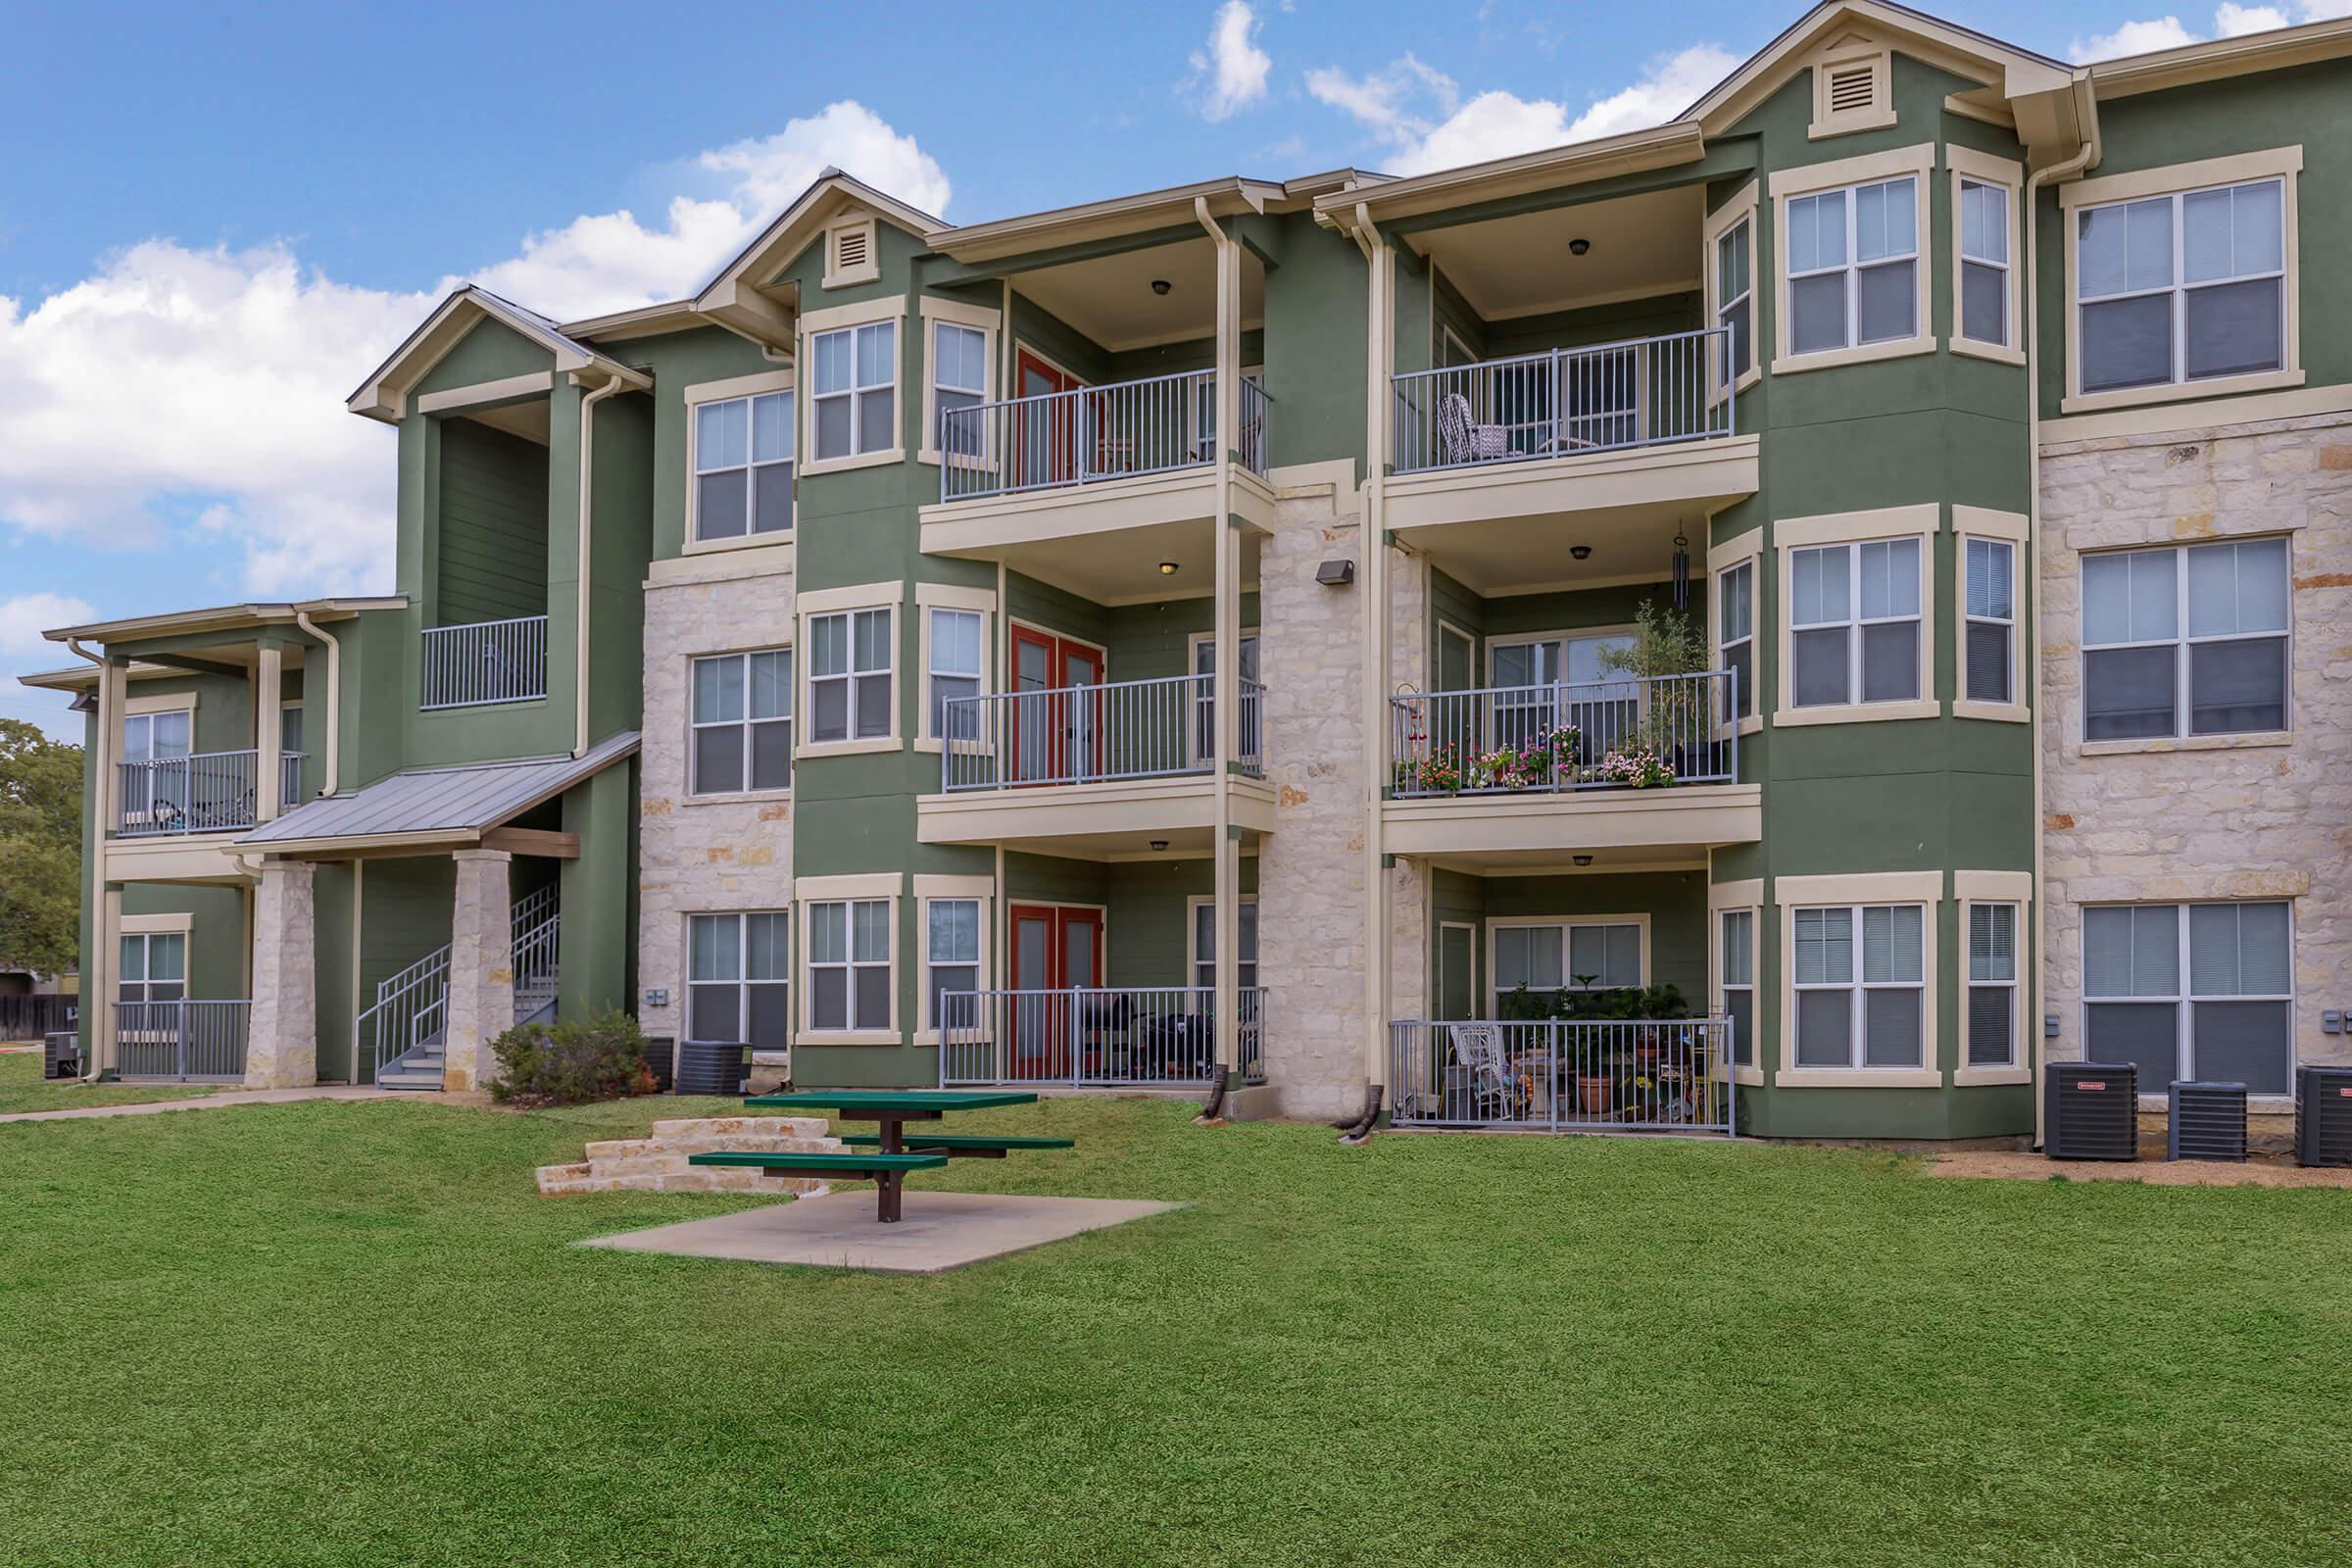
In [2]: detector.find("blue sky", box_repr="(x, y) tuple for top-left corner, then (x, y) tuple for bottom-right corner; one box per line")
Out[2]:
(1, 0), (2338, 734)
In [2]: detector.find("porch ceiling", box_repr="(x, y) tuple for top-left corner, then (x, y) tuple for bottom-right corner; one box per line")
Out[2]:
(923, 510), (1262, 607)
(918, 775), (1276, 859)
(1413, 184), (1703, 322)
(1015, 237), (1264, 354)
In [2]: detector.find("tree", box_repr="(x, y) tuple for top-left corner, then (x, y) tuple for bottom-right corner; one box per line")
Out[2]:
(0, 717), (84, 975)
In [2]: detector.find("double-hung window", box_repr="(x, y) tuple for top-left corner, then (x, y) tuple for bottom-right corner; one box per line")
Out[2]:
(1715, 217), (1753, 382)
(1787, 175), (1918, 356)
(812, 320), (896, 460)
(1494, 920), (1642, 1000)
(690, 651), (792, 794)
(2084, 901), (2292, 1094)
(1967, 904), (2019, 1067)
(2077, 177), (2284, 395)
(808, 609), (893, 743)
(686, 912), (790, 1050)
(1720, 909), (1755, 1067)
(808, 898), (892, 1031)
(1716, 561), (1754, 719)
(933, 322), (988, 458)
(1959, 178), (2012, 348)
(121, 709), (193, 821)
(926, 898), (981, 1033)
(1793, 904), (1925, 1068)
(693, 391), (794, 540)
(2082, 538), (2287, 740)
(1964, 538), (2015, 705)
(1193, 900), (1260, 993)
(117, 932), (185, 1004)
(926, 610), (982, 742)
(1789, 538), (1921, 708)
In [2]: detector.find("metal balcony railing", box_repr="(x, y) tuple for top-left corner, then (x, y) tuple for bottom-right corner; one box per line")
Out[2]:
(279, 752), (308, 812)
(942, 673), (1263, 792)
(1389, 670), (1738, 798)
(115, 751), (260, 836)
(939, 986), (1267, 1087)
(420, 614), (549, 710)
(1389, 1017), (1735, 1133)
(1391, 326), (1734, 475)
(114, 1000), (251, 1081)
(939, 369), (1272, 503)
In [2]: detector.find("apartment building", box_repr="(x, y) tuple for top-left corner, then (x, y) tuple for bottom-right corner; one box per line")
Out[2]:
(24, 0), (2352, 1140)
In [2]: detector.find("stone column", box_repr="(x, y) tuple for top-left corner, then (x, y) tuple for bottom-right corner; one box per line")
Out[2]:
(442, 849), (514, 1094)
(245, 858), (318, 1089)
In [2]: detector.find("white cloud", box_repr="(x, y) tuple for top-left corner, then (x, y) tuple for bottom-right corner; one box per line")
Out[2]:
(1309, 45), (1738, 177)
(1190, 2), (1273, 122)
(2070, 1), (2338, 61)
(0, 593), (96, 659)
(0, 102), (950, 602)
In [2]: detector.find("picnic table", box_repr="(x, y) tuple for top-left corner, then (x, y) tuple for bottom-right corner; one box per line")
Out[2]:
(688, 1090), (1067, 1223)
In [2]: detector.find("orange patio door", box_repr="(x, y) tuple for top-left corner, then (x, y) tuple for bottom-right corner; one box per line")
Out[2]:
(1007, 904), (1104, 1080)
(1012, 348), (1082, 489)
(1009, 625), (1104, 784)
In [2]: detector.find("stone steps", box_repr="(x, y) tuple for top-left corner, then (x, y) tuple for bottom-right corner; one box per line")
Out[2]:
(535, 1114), (845, 1197)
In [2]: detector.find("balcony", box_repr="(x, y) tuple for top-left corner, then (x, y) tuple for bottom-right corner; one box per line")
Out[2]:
(1389, 1017), (1734, 1133)
(116, 751), (262, 837)
(1382, 329), (1758, 594)
(420, 614), (549, 710)
(940, 369), (1269, 503)
(919, 673), (1275, 856)
(1384, 672), (1758, 868)
(940, 985), (1266, 1089)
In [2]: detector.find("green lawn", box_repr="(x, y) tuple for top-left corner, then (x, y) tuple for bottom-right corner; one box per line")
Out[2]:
(5, 1097), (2346, 1567)
(0, 1048), (221, 1115)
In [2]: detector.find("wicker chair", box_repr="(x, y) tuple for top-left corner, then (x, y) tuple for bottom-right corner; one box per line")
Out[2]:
(1436, 392), (1509, 466)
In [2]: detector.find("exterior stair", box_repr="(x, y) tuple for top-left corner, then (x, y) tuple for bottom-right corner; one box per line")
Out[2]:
(362, 885), (560, 1091)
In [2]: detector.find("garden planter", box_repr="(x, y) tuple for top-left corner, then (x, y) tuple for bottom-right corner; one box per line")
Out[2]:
(1577, 1073), (1614, 1116)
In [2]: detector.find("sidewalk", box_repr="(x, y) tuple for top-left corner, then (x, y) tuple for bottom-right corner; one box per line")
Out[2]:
(0, 1085), (406, 1125)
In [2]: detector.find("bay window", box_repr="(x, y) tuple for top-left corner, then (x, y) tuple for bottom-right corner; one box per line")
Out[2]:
(2082, 537), (2287, 740)
(808, 898), (892, 1032)
(1793, 904), (1925, 1069)
(1720, 908), (1754, 1067)
(1786, 174), (1918, 356)
(927, 609), (982, 742)
(1716, 561), (1754, 719)
(812, 319), (896, 460)
(1958, 177), (2012, 348)
(1789, 538), (1921, 709)
(1967, 903), (2018, 1067)
(808, 608), (893, 743)
(1715, 216), (1753, 383)
(1964, 538), (2015, 706)
(2084, 901), (2293, 1095)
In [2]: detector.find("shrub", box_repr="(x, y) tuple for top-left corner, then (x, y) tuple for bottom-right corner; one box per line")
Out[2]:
(488, 1009), (655, 1106)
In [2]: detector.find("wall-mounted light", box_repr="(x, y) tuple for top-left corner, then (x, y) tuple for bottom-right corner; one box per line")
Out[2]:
(1316, 559), (1356, 587)
(1152, 278), (1173, 296)
(1157, 561), (1179, 575)
(1569, 238), (1592, 257)
(1570, 545), (1592, 562)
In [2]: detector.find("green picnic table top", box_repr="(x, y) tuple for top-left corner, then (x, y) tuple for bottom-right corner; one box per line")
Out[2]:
(746, 1090), (1040, 1113)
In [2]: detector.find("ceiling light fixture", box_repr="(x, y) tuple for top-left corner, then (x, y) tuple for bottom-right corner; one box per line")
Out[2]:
(1570, 545), (1592, 562)
(1152, 278), (1173, 296)
(1569, 238), (1591, 257)
(1150, 840), (1170, 853)
(1572, 855), (1593, 867)
(1158, 561), (1179, 575)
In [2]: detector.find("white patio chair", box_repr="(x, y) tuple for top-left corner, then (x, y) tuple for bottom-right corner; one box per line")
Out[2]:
(1448, 1023), (1526, 1120)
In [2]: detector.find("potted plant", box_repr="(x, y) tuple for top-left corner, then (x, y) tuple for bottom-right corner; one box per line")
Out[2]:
(1598, 599), (1714, 780)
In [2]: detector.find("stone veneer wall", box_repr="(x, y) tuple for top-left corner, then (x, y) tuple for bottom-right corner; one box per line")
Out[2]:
(1253, 467), (1427, 1119)
(2039, 409), (2352, 1102)
(635, 559), (797, 1069)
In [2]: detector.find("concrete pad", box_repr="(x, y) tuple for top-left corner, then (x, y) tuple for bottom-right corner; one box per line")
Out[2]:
(576, 1189), (1184, 1274)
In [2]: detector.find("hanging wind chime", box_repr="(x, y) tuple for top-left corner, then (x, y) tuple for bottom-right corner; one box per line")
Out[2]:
(1670, 527), (1691, 612)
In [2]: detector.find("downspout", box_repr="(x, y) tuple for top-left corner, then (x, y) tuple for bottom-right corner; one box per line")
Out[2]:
(1343, 201), (1389, 1144)
(573, 373), (630, 759)
(1194, 196), (1241, 1117)
(293, 612), (342, 798)
(67, 638), (109, 1081)
(2025, 75), (2101, 1152)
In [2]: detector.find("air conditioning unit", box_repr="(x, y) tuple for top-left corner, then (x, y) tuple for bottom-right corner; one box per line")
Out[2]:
(2296, 1065), (2352, 1168)
(2168, 1080), (2247, 1162)
(2045, 1061), (2137, 1160)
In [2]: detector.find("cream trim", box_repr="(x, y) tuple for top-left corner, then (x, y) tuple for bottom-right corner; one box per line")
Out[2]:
(799, 297), (904, 335)
(1807, 40), (1896, 141)
(1954, 870), (2032, 902)
(682, 531), (797, 563)
(120, 911), (194, 936)
(1706, 529), (1763, 574)
(2061, 147), (2303, 416)
(2080, 730), (2290, 759)
(912, 581), (999, 612)
(416, 370), (553, 415)
(796, 871), (904, 900)
(912, 874), (994, 898)
(799, 587), (903, 751)
(1707, 892), (1763, 1086)
(2038, 380), (2352, 444)
(914, 887), (991, 1044)
(1946, 150), (2026, 366)
(681, 368), (795, 406)
(2087, 16), (2352, 99)
(796, 737), (899, 760)
(797, 580), (903, 615)
(821, 217), (881, 290)
(1953, 509), (2029, 724)
(800, 298), (906, 474)
(1770, 142), (1936, 375)
(1708, 878), (1764, 909)
(916, 296), (1003, 467)
(1773, 504), (1941, 725)
(1775, 872), (1944, 1088)
(648, 540), (795, 584)
(124, 691), (197, 716)
(1955, 879), (2030, 1081)
(684, 369), (796, 556)
(1777, 869), (1942, 904)
(1185, 893), (1260, 984)
(1484, 912), (1652, 1005)
(1701, 180), (1763, 401)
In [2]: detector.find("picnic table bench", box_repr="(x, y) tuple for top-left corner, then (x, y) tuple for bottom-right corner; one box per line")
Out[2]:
(690, 1090), (1060, 1223)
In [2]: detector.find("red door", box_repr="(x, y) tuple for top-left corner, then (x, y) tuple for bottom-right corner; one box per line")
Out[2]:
(1012, 349), (1083, 488)
(1008, 904), (1104, 1079)
(1009, 625), (1105, 784)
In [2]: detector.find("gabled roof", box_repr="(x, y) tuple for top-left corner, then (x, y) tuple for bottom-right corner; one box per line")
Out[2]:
(2086, 13), (2352, 98)
(347, 286), (649, 423)
(690, 169), (944, 346)
(237, 730), (639, 854)
(33, 597), (407, 647)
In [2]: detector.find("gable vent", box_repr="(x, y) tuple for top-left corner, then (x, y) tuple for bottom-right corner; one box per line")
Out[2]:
(832, 226), (870, 273)
(1826, 61), (1878, 114)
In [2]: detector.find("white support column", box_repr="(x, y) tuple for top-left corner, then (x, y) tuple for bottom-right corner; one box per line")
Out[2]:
(1361, 236), (1396, 1092)
(94, 884), (122, 1077)
(442, 849), (514, 1094)
(90, 657), (126, 1075)
(255, 643), (283, 821)
(245, 858), (318, 1088)
(1210, 224), (1243, 1080)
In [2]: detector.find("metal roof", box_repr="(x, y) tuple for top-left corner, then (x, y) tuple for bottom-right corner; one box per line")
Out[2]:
(238, 731), (637, 851)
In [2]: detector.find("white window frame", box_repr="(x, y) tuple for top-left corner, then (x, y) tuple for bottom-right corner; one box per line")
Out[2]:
(1715, 558), (1756, 725)
(2082, 899), (2297, 1102)
(1708, 878), (1764, 1086)
(1702, 181), (1761, 399)
(1962, 900), (2020, 1073)
(1787, 538), (1923, 710)
(116, 927), (188, 1004)
(918, 296), (1002, 467)
(121, 706), (194, 762)
(1953, 509), (2029, 723)
(2060, 147), (2304, 416)
(684, 910), (792, 1051)
(1769, 143), (1936, 374)
(1486, 915), (1649, 1006)
(682, 370), (798, 557)
(1963, 538), (2016, 708)
(913, 583), (996, 752)
(799, 583), (902, 757)
(1774, 505), (1941, 726)
(915, 877), (993, 1044)
(689, 389), (794, 545)
(1187, 895), (1260, 996)
(1719, 906), (1757, 1071)
(2079, 536), (2291, 746)
(800, 301), (903, 474)
(800, 884), (899, 1043)
(926, 608), (984, 750)
(1774, 870), (1942, 1088)
(1790, 903), (1929, 1072)
(1949, 148), (2024, 364)
(688, 648), (794, 798)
